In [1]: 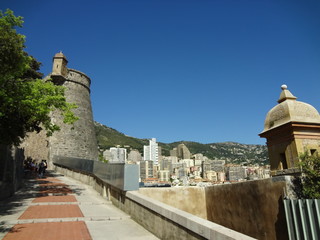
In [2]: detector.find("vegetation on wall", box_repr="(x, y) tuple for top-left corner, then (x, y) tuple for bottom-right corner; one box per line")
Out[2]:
(0, 9), (78, 146)
(299, 152), (320, 199)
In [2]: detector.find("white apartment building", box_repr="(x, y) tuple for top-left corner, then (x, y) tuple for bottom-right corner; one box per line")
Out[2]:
(109, 147), (127, 163)
(143, 138), (159, 165)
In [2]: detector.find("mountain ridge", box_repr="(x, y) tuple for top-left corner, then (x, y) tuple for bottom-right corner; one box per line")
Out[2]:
(94, 121), (269, 165)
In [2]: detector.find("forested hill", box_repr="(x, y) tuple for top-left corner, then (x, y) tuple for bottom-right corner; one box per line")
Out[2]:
(94, 122), (268, 165)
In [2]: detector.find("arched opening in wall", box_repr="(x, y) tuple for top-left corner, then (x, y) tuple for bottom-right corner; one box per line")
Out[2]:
(310, 149), (317, 156)
(279, 153), (288, 170)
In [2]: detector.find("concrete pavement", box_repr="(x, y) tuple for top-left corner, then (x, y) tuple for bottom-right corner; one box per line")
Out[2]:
(0, 171), (158, 240)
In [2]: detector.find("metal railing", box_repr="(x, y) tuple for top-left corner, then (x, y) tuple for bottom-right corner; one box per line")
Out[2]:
(284, 199), (320, 240)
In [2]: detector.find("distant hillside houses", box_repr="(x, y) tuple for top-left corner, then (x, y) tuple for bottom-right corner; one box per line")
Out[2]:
(102, 138), (270, 186)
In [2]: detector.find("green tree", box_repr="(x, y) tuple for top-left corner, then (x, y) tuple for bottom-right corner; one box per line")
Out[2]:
(299, 152), (320, 199)
(0, 9), (78, 146)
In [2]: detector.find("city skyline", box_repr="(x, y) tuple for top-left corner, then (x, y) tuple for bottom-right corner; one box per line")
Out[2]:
(2, 0), (320, 144)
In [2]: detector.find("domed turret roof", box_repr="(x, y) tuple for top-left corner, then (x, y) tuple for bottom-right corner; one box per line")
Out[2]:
(262, 85), (320, 132)
(53, 51), (68, 61)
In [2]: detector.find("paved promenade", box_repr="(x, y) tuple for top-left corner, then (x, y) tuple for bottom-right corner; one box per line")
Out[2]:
(0, 171), (158, 240)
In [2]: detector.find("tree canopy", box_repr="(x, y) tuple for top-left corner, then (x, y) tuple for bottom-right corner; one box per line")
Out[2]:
(0, 9), (78, 146)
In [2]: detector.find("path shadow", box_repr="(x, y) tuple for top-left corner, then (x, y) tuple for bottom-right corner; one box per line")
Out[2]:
(0, 173), (37, 234)
(0, 169), (85, 234)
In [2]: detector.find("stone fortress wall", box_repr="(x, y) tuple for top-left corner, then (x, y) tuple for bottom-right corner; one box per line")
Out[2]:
(22, 53), (99, 165)
(49, 67), (98, 161)
(21, 130), (49, 162)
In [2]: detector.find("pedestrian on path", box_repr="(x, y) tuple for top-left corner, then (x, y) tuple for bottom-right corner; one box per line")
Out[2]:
(38, 160), (46, 178)
(43, 160), (48, 173)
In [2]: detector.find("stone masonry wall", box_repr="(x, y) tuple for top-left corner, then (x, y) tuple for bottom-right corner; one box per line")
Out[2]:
(53, 164), (256, 240)
(0, 145), (24, 200)
(138, 187), (207, 219)
(49, 68), (98, 161)
(205, 178), (290, 240)
(21, 129), (49, 163)
(138, 177), (293, 240)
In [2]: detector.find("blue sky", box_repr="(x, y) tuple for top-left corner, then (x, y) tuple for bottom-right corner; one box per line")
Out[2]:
(2, 0), (320, 144)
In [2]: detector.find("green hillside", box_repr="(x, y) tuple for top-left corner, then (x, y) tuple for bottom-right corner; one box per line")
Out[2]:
(94, 122), (269, 165)
(94, 122), (149, 153)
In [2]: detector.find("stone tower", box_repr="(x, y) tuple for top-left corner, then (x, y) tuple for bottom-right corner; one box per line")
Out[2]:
(22, 52), (99, 165)
(49, 52), (99, 162)
(259, 85), (320, 176)
(52, 52), (68, 77)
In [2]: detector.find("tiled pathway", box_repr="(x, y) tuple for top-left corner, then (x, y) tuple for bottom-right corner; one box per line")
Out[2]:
(0, 171), (158, 240)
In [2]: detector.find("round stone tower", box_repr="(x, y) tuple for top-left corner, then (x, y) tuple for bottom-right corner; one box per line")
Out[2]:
(49, 52), (99, 162)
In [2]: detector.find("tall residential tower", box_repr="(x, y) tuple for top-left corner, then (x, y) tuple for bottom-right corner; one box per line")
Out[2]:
(143, 138), (159, 165)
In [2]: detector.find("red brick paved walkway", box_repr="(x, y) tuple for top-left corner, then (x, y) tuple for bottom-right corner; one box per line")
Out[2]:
(19, 205), (83, 219)
(3, 222), (91, 240)
(32, 195), (77, 203)
(2, 174), (92, 240)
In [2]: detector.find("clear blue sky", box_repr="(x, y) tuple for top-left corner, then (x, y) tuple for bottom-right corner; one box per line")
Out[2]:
(2, 0), (320, 145)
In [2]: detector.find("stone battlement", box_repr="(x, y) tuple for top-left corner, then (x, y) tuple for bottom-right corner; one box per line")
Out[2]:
(67, 68), (91, 92)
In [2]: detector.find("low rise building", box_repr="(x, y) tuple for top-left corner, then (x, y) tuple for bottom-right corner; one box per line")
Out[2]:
(227, 165), (247, 181)
(158, 170), (170, 182)
(140, 160), (154, 181)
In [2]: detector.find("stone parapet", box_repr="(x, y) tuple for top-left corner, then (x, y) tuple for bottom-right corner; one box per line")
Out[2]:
(125, 191), (256, 240)
(67, 69), (91, 92)
(53, 164), (256, 240)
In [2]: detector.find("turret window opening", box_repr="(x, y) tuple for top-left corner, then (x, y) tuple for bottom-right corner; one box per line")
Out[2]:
(279, 153), (288, 170)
